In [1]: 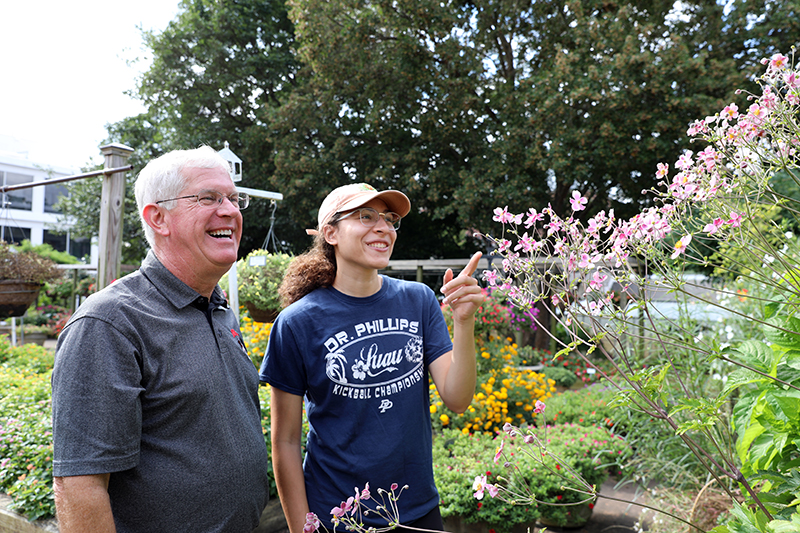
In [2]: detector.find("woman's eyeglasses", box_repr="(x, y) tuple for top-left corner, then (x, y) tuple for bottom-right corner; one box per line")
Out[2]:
(336, 207), (402, 230)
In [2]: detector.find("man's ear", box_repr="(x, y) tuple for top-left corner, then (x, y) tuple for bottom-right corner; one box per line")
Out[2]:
(142, 204), (170, 237)
(322, 224), (338, 246)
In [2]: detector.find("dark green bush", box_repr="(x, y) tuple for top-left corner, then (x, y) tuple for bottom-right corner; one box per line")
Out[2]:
(542, 366), (578, 388)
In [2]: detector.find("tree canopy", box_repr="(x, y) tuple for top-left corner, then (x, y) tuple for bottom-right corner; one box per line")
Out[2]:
(59, 0), (800, 263)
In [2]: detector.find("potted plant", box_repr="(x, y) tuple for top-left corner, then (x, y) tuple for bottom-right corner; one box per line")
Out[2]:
(0, 241), (63, 319)
(236, 250), (293, 323)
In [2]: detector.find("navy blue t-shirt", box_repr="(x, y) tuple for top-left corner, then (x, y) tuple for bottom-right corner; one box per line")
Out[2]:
(260, 276), (453, 529)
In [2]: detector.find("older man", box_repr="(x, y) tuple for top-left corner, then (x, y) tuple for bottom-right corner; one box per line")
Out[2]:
(51, 146), (269, 532)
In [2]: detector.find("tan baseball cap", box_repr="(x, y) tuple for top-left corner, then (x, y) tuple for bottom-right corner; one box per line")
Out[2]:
(306, 183), (411, 235)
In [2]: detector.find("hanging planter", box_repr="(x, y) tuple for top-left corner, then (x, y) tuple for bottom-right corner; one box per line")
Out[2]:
(0, 280), (43, 320)
(245, 302), (279, 324)
(0, 241), (64, 320)
(234, 250), (293, 324)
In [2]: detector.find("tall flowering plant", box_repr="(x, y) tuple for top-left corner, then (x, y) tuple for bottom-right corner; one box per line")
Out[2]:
(482, 51), (800, 531)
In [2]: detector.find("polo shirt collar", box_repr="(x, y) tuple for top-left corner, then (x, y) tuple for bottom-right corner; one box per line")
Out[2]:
(140, 251), (229, 311)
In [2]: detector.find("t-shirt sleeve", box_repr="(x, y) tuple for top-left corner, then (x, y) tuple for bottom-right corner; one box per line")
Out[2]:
(51, 317), (144, 477)
(258, 314), (307, 396)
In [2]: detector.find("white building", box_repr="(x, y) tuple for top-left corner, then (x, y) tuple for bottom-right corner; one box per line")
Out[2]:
(0, 149), (95, 263)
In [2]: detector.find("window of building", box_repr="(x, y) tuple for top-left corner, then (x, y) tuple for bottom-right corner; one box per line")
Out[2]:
(45, 182), (68, 213)
(43, 230), (92, 262)
(0, 226), (31, 244)
(1, 172), (34, 211)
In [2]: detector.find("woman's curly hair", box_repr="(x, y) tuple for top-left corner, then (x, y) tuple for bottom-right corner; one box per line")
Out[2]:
(279, 233), (337, 307)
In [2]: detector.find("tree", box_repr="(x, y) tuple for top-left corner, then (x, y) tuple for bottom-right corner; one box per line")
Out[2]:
(58, 0), (800, 264)
(58, 0), (300, 263)
(266, 0), (758, 250)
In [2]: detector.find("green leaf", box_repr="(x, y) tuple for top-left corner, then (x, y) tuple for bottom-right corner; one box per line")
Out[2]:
(771, 389), (800, 425)
(764, 316), (800, 352)
(736, 420), (765, 465)
(731, 340), (780, 375)
(767, 511), (800, 533)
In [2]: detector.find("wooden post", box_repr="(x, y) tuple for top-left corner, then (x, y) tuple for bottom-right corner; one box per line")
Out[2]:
(97, 143), (134, 291)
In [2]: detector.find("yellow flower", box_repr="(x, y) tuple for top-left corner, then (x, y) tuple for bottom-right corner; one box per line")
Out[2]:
(430, 405), (437, 414)
(440, 414), (450, 425)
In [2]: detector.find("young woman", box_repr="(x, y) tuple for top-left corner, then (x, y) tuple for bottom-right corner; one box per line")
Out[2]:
(260, 183), (484, 533)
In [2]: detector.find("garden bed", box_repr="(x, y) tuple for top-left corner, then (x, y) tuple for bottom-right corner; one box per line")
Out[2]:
(0, 493), (58, 532)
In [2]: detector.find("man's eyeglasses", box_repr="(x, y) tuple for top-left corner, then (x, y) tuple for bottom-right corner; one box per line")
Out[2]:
(336, 207), (402, 230)
(156, 190), (250, 210)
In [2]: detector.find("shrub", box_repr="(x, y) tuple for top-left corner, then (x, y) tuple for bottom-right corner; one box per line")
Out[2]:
(430, 336), (556, 435)
(441, 289), (515, 342)
(0, 336), (55, 520)
(433, 423), (629, 532)
(541, 366), (577, 388)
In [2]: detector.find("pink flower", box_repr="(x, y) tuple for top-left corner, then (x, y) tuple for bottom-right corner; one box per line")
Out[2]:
(770, 53), (789, 71)
(331, 497), (354, 519)
(304, 513), (321, 533)
(722, 103), (739, 120)
(493, 440), (505, 464)
(493, 206), (514, 224)
(487, 484), (500, 498)
(747, 103), (767, 125)
(676, 151), (694, 170)
(570, 191), (588, 211)
(524, 208), (544, 228)
(482, 269), (499, 286)
(514, 232), (535, 253)
(588, 270), (608, 292)
(656, 162), (669, 179)
(703, 218), (724, 235)
(357, 483), (371, 501)
(687, 119), (706, 136)
(671, 234), (692, 259)
(728, 212), (742, 228)
(473, 475), (488, 500)
(534, 400), (546, 414)
(785, 70), (799, 89)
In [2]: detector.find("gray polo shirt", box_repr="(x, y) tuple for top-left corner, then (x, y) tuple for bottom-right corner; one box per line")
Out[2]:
(52, 251), (269, 532)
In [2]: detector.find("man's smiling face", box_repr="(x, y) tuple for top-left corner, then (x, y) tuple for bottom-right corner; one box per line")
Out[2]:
(161, 165), (243, 286)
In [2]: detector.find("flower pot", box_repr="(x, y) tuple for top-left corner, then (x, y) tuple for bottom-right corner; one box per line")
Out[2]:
(245, 302), (279, 323)
(536, 502), (593, 529)
(0, 281), (42, 320)
(18, 332), (48, 346)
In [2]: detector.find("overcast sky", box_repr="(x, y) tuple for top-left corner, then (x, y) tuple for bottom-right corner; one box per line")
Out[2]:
(0, 1), (181, 171)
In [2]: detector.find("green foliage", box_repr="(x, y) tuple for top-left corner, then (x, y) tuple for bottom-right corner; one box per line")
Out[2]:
(272, 0), (753, 251)
(0, 336), (55, 520)
(433, 423), (629, 531)
(101, 0), (300, 258)
(725, 304), (800, 525)
(541, 366), (578, 388)
(12, 241), (78, 265)
(541, 385), (619, 428)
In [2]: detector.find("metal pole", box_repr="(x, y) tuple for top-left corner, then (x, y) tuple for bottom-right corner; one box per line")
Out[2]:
(0, 166), (134, 193)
